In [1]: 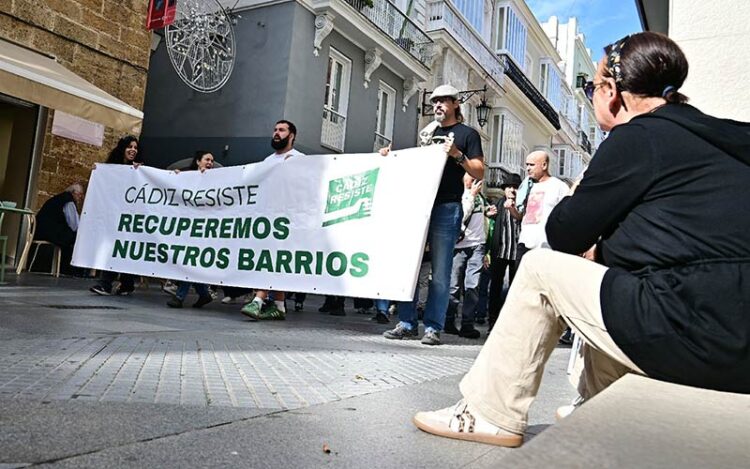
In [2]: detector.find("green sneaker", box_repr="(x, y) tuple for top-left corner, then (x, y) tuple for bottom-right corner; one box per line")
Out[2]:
(257, 303), (286, 320)
(241, 301), (262, 320)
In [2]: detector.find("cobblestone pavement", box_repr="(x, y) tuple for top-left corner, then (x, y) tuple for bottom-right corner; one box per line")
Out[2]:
(0, 281), (484, 411)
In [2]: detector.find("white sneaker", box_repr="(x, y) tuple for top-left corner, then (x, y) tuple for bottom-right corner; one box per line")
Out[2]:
(162, 282), (178, 295)
(413, 400), (523, 447)
(555, 395), (585, 421)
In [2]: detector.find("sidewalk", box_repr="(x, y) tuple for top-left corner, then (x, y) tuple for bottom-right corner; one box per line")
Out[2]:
(0, 274), (576, 468)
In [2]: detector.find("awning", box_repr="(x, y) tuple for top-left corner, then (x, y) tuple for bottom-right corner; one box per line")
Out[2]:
(0, 38), (143, 134)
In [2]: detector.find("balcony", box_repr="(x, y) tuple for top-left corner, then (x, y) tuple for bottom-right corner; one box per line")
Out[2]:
(485, 166), (511, 189)
(425, 0), (504, 89)
(499, 54), (561, 130)
(344, 0), (433, 66)
(322, 107), (347, 152)
(373, 132), (391, 152)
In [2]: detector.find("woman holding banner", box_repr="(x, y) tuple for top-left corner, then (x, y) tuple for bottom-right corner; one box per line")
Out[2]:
(165, 150), (216, 309)
(90, 136), (144, 296)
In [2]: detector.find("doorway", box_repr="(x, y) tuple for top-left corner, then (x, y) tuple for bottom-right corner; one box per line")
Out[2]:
(0, 93), (40, 266)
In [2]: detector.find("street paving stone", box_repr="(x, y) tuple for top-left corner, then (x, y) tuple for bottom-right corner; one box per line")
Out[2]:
(0, 281), (481, 411)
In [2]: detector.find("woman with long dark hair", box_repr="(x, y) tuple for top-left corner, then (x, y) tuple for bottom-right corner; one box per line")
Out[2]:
(413, 32), (750, 447)
(165, 150), (215, 308)
(90, 135), (143, 296)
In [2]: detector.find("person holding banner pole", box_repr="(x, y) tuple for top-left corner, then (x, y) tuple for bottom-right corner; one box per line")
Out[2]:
(241, 120), (304, 321)
(165, 150), (216, 309)
(90, 135), (143, 296)
(381, 84), (485, 346)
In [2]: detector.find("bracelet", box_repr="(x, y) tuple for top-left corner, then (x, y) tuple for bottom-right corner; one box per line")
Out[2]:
(454, 152), (467, 165)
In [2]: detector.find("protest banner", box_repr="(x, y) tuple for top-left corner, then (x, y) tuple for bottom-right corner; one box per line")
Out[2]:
(73, 145), (446, 300)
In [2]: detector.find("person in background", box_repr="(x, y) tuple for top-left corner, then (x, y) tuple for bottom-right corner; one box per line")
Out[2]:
(33, 183), (84, 275)
(241, 120), (304, 321)
(90, 135), (143, 296)
(166, 150), (216, 309)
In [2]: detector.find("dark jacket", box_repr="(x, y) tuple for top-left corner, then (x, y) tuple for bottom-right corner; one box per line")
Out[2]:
(35, 191), (76, 245)
(547, 104), (750, 393)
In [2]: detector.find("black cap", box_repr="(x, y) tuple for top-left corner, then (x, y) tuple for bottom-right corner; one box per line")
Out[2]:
(500, 173), (522, 189)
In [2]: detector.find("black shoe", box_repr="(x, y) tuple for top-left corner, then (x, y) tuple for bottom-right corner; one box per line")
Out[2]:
(371, 312), (390, 324)
(443, 321), (460, 335)
(294, 301), (304, 312)
(318, 302), (332, 313)
(458, 325), (481, 339)
(90, 285), (112, 296)
(116, 286), (135, 296)
(329, 306), (346, 316)
(193, 295), (212, 308)
(559, 328), (574, 346)
(167, 297), (183, 308)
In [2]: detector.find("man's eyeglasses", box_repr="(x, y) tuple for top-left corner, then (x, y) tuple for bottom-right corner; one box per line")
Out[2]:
(583, 81), (606, 100)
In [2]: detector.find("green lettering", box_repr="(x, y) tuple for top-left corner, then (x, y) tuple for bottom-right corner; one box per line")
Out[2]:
(112, 239), (128, 258)
(273, 217), (290, 240)
(326, 251), (347, 276)
(295, 251), (313, 275)
(144, 242), (156, 262)
(199, 247), (215, 268)
(256, 249), (273, 272)
(144, 215), (159, 234)
(175, 217), (191, 236)
(252, 217), (271, 239)
(170, 244), (186, 264)
(276, 250), (293, 273)
(118, 214), (132, 232)
(238, 248), (255, 270)
(216, 248), (230, 269)
(183, 246), (200, 267)
(315, 251), (324, 275)
(232, 217), (251, 238)
(132, 214), (145, 233)
(349, 252), (369, 277)
(204, 218), (219, 238)
(190, 218), (206, 238)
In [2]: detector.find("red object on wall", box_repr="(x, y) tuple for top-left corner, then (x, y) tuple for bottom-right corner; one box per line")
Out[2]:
(146, 0), (177, 30)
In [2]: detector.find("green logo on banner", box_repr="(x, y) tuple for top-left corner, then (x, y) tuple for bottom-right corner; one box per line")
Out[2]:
(322, 168), (379, 227)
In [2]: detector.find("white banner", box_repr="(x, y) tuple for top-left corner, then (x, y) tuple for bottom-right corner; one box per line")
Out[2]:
(73, 146), (446, 301)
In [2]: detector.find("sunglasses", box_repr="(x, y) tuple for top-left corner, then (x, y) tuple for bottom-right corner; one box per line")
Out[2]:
(583, 81), (607, 100)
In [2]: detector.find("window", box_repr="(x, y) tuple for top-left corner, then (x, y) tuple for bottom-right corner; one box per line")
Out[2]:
(539, 59), (562, 112)
(555, 148), (567, 176)
(454, 0), (483, 33)
(494, 4), (527, 66)
(322, 47), (352, 151)
(374, 81), (396, 151)
(494, 111), (524, 173)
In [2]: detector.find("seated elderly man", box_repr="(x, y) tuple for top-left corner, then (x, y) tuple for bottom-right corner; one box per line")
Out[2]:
(412, 32), (750, 447)
(34, 183), (83, 275)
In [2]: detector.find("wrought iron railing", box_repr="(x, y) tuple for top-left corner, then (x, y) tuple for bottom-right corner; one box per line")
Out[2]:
(485, 166), (508, 189)
(498, 54), (561, 130)
(345, 0), (433, 66)
(373, 132), (391, 152)
(322, 107), (347, 151)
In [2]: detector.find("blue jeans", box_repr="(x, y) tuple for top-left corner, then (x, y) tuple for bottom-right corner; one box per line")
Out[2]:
(446, 244), (486, 327)
(398, 202), (462, 332)
(375, 299), (390, 313)
(475, 265), (490, 321)
(175, 281), (209, 301)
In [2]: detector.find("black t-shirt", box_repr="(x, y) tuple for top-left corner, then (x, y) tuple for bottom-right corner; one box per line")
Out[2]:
(430, 123), (483, 203)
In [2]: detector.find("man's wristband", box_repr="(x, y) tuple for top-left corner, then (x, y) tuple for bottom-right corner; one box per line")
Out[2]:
(454, 152), (467, 165)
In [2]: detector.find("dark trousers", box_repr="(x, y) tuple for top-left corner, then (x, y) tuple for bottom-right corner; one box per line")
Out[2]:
(99, 270), (136, 292)
(515, 243), (531, 272)
(488, 258), (518, 329)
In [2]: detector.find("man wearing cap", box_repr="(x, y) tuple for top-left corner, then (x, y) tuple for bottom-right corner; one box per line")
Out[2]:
(381, 84), (485, 346)
(486, 173), (522, 330)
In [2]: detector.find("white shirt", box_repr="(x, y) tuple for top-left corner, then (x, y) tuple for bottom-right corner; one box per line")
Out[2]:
(264, 148), (305, 164)
(456, 190), (486, 249)
(518, 177), (569, 249)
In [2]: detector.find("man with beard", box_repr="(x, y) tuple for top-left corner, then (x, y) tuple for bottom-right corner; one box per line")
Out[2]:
(381, 84), (485, 345)
(240, 120), (304, 321)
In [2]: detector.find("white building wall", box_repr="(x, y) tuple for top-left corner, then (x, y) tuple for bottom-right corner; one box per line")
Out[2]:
(668, 0), (750, 121)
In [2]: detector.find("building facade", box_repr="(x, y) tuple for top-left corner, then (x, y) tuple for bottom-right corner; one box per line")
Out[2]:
(141, 0), (432, 167)
(0, 0), (150, 265)
(635, 0), (750, 122)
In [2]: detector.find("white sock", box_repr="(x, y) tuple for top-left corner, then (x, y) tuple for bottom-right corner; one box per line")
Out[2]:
(252, 297), (263, 306)
(274, 300), (286, 312)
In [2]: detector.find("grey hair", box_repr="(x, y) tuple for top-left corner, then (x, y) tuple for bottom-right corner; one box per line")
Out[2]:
(66, 183), (83, 194)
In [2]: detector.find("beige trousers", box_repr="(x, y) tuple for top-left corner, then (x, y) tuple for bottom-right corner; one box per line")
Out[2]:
(459, 248), (644, 434)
